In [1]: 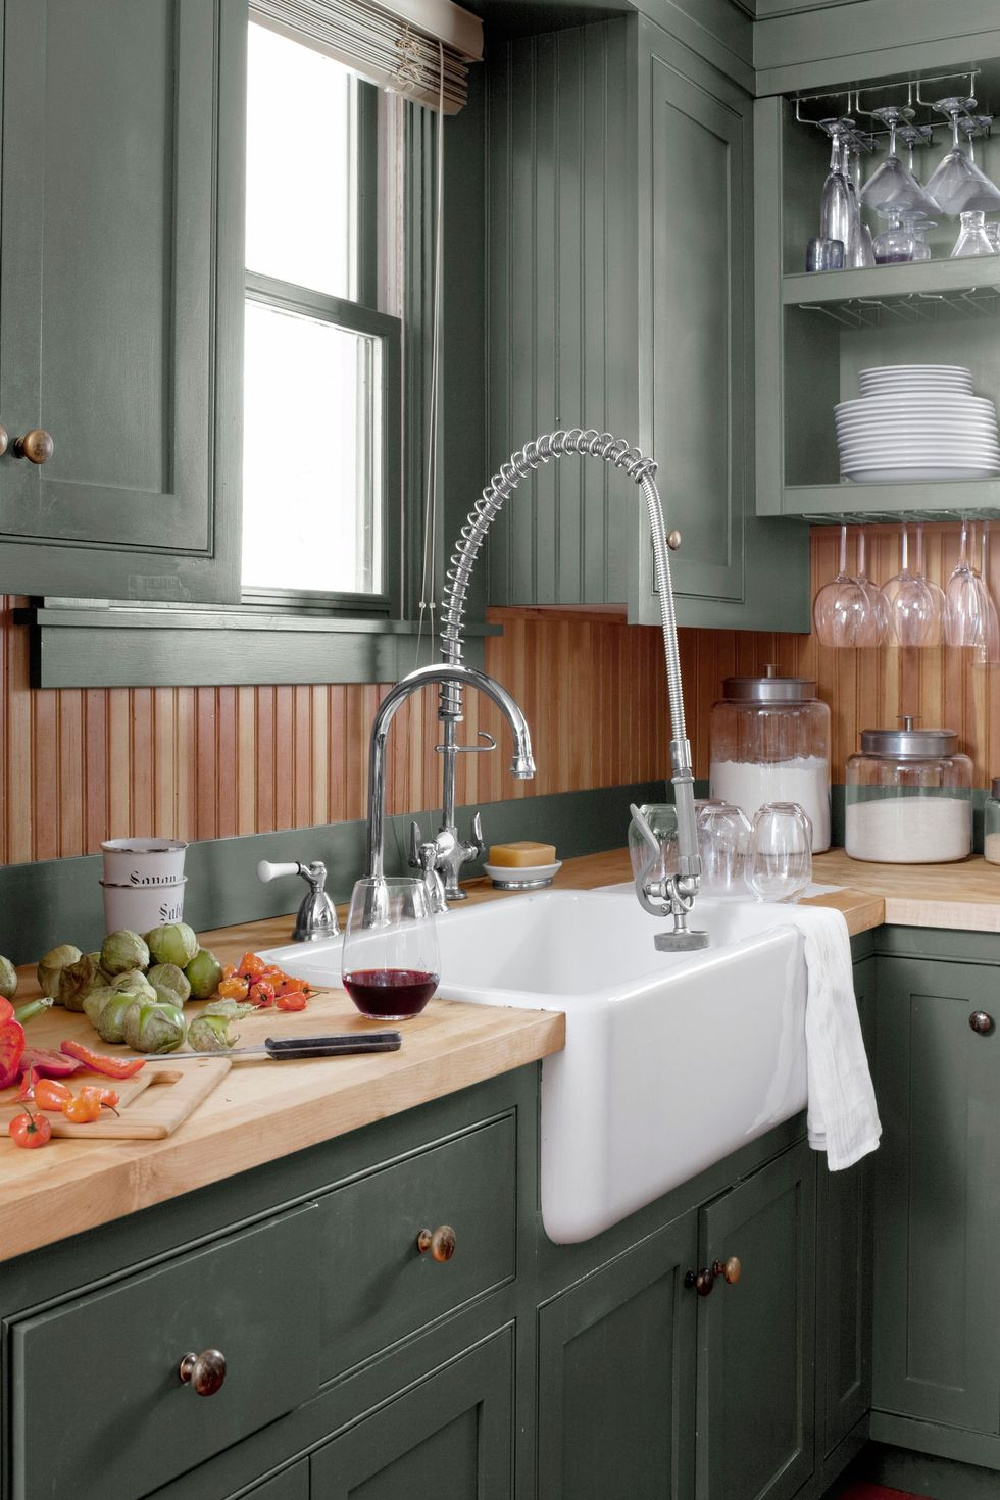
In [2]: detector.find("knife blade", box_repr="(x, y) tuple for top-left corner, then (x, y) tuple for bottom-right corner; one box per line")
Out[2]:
(152, 1032), (403, 1061)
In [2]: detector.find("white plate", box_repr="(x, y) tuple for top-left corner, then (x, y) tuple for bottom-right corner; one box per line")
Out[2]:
(842, 464), (1000, 482)
(483, 860), (563, 885)
(860, 375), (973, 385)
(836, 395), (995, 413)
(859, 363), (972, 375)
(838, 448), (1000, 460)
(836, 415), (997, 427)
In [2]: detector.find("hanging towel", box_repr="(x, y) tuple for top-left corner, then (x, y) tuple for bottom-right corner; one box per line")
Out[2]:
(795, 904), (881, 1169)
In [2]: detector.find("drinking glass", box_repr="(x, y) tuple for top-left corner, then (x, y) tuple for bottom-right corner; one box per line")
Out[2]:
(854, 526), (889, 647)
(628, 804), (678, 888)
(812, 523), (874, 647)
(872, 205), (916, 264)
(925, 99), (1000, 215)
(900, 212), (935, 260)
(880, 523), (936, 646)
(860, 107), (940, 215)
(914, 522), (949, 647)
(974, 519), (1000, 667)
(945, 519), (991, 649)
(341, 877), (440, 1020)
(952, 208), (997, 257)
(848, 138), (877, 267)
(745, 803), (813, 903)
(697, 801), (752, 895)
(818, 120), (854, 254)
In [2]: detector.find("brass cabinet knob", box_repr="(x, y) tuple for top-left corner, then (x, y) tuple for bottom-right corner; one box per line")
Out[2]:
(685, 1267), (716, 1296)
(970, 1011), (995, 1036)
(416, 1225), (457, 1262)
(11, 428), (53, 464)
(178, 1349), (227, 1396)
(713, 1255), (742, 1285)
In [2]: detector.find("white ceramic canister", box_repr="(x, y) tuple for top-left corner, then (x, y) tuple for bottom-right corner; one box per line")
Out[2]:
(101, 879), (187, 934)
(102, 837), (188, 887)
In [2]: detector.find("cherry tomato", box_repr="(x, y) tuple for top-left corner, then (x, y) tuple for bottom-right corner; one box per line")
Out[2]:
(248, 980), (274, 1009)
(221, 963), (237, 982)
(34, 1078), (72, 1112)
(277, 977), (312, 999)
(237, 951), (266, 982)
(276, 989), (308, 1012)
(218, 976), (249, 1001)
(8, 1109), (51, 1148)
(260, 965), (287, 987)
(63, 1093), (102, 1124)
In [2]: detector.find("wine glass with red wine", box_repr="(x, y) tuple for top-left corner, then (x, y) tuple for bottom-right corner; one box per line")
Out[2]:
(341, 877), (441, 1020)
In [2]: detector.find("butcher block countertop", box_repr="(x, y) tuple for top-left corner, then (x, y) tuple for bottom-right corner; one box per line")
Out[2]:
(3, 844), (1000, 1262)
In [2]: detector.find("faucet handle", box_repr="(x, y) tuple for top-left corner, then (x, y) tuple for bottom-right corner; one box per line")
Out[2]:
(467, 809), (485, 858)
(407, 820), (423, 870)
(257, 859), (339, 942)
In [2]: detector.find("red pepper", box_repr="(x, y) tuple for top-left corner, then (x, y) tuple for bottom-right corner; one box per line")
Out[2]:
(0, 1017), (25, 1090)
(14, 1067), (39, 1102)
(59, 1039), (145, 1079)
(276, 989), (308, 1012)
(18, 1047), (83, 1079)
(0, 998), (13, 1024)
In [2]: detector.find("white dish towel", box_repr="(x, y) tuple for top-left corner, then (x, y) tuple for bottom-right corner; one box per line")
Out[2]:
(796, 905), (882, 1169)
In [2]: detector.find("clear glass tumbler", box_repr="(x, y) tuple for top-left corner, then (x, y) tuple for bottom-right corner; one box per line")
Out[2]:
(745, 803), (813, 903)
(341, 876), (440, 1020)
(697, 801), (753, 895)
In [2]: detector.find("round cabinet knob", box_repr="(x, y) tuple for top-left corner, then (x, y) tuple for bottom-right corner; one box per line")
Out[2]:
(0, 427), (8, 457)
(416, 1225), (457, 1262)
(12, 428), (54, 464)
(178, 1349), (227, 1397)
(666, 530), (682, 551)
(712, 1255), (742, 1286)
(685, 1267), (715, 1296)
(970, 1011), (995, 1035)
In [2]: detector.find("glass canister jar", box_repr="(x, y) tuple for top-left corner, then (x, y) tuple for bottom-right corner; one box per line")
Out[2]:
(845, 719), (972, 863)
(984, 778), (1000, 865)
(708, 666), (831, 851)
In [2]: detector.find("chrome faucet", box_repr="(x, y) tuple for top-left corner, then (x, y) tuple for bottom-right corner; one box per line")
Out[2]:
(365, 662), (535, 904)
(434, 428), (705, 950)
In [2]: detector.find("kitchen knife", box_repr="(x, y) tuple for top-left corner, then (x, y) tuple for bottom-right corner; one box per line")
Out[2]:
(153, 1032), (402, 1061)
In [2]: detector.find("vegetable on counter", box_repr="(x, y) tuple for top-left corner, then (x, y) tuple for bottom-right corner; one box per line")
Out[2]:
(58, 952), (109, 1012)
(36, 944), (82, 1000)
(276, 990), (308, 1012)
(59, 1040), (145, 1079)
(100, 930), (150, 976)
(13, 997), (54, 1026)
(146, 922), (198, 969)
(0, 1017), (25, 1090)
(121, 998), (186, 1055)
(185, 948), (222, 1000)
(0, 954), (18, 1002)
(8, 1108), (51, 1149)
(187, 999), (255, 1053)
(18, 1046), (83, 1079)
(146, 962), (191, 1006)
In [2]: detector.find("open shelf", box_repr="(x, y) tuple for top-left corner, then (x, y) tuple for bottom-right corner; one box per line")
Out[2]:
(783, 258), (1000, 308)
(782, 480), (1000, 520)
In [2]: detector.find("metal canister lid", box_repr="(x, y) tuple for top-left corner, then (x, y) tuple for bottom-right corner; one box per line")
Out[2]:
(860, 716), (959, 759)
(721, 663), (817, 705)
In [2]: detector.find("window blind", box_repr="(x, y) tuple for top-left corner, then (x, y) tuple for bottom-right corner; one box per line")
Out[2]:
(251, 0), (483, 113)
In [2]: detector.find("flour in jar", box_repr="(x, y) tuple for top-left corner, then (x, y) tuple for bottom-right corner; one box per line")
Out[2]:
(986, 832), (1000, 865)
(845, 796), (971, 863)
(709, 758), (831, 852)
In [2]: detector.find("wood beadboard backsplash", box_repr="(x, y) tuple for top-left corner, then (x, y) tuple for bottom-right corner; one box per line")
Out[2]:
(2, 521), (996, 867)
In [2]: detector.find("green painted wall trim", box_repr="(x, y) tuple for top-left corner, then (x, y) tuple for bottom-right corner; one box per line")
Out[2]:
(0, 780), (667, 964)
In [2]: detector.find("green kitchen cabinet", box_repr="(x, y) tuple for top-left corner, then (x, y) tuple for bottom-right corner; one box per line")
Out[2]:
(872, 953), (1000, 1439)
(310, 1331), (514, 1498)
(536, 1211), (699, 1499)
(484, 13), (809, 630)
(698, 1139), (817, 1500)
(0, 0), (244, 603)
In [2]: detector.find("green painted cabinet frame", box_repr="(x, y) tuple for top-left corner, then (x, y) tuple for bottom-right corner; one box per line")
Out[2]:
(0, 0), (244, 604)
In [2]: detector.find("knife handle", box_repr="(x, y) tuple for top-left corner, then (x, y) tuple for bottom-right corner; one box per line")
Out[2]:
(263, 1033), (402, 1058)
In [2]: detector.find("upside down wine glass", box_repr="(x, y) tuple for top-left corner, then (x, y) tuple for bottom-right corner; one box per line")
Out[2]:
(812, 524), (872, 647)
(924, 99), (1000, 215)
(860, 106), (940, 216)
(880, 523), (936, 647)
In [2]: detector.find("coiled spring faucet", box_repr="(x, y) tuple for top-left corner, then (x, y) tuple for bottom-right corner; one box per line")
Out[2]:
(430, 427), (706, 950)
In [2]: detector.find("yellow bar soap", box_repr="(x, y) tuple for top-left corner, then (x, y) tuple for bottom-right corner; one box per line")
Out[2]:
(489, 840), (556, 867)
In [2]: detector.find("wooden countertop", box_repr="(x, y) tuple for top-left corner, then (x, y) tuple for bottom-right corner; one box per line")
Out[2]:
(3, 842), (998, 1262)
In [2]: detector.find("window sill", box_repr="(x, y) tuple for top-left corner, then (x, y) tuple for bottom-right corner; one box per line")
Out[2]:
(21, 601), (499, 688)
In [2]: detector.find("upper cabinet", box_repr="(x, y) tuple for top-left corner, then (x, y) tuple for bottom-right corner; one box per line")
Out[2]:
(0, 0), (244, 603)
(484, 12), (811, 633)
(754, 14), (1000, 521)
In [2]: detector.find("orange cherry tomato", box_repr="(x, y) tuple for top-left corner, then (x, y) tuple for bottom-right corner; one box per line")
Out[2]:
(34, 1078), (72, 1112)
(221, 963), (237, 982)
(248, 980), (274, 1009)
(276, 989), (308, 1012)
(8, 1109), (52, 1148)
(277, 977), (312, 998)
(63, 1093), (102, 1124)
(237, 951), (266, 981)
(259, 965), (287, 986)
(217, 976), (249, 1001)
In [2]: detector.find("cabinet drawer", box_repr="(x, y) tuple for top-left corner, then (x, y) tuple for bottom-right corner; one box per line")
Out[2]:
(316, 1116), (516, 1378)
(10, 1204), (318, 1500)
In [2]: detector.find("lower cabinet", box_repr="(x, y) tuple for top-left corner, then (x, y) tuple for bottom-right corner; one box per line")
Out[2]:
(873, 952), (1000, 1437)
(311, 1332), (513, 1498)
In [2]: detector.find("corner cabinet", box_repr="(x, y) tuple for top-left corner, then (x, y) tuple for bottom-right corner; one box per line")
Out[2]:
(484, 12), (809, 631)
(0, 0), (244, 603)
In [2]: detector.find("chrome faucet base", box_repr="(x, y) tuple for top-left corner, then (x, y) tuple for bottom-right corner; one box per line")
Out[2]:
(257, 859), (339, 943)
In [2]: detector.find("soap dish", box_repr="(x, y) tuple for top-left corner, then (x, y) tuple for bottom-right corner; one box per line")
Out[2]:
(483, 860), (562, 891)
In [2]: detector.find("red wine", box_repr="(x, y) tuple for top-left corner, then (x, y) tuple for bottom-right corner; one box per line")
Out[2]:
(343, 967), (439, 1018)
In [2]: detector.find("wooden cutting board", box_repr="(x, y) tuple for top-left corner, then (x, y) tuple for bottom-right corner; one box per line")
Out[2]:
(0, 1057), (231, 1139)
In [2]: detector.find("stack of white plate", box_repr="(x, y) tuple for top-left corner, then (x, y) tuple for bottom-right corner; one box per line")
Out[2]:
(837, 365), (1000, 483)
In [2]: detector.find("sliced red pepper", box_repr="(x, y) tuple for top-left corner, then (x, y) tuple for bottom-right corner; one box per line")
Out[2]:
(0, 998), (13, 1024)
(59, 1039), (145, 1079)
(18, 1047), (83, 1079)
(0, 1017), (25, 1090)
(14, 1066), (39, 1102)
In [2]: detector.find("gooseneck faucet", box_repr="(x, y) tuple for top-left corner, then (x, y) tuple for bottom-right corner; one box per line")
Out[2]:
(432, 427), (705, 950)
(365, 662), (535, 899)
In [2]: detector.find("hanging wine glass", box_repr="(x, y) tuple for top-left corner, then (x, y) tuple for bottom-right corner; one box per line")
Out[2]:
(924, 99), (1000, 215)
(854, 526), (888, 647)
(879, 523), (936, 647)
(818, 119), (856, 260)
(812, 523), (872, 647)
(848, 134), (877, 267)
(974, 520), (1000, 667)
(860, 106), (940, 215)
(913, 522), (949, 647)
(945, 519), (991, 648)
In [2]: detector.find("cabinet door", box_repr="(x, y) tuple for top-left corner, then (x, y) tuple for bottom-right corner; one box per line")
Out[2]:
(698, 1139), (816, 1500)
(815, 956), (875, 1461)
(310, 1331), (512, 1499)
(0, 0), (243, 603)
(873, 955), (1000, 1434)
(537, 1211), (698, 1499)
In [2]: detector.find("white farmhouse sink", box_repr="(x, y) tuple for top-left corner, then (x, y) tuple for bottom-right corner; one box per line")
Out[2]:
(261, 889), (812, 1244)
